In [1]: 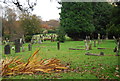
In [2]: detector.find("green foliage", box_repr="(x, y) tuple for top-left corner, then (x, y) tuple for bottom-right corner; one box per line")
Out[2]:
(92, 2), (112, 37)
(59, 2), (113, 40)
(20, 14), (41, 35)
(60, 2), (95, 40)
(20, 14), (41, 42)
(107, 2), (120, 38)
(25, 35), (32, 42)
(48, 29), (56, 33)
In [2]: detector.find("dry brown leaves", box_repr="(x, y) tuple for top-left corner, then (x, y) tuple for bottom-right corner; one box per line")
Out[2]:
(1, 49), (68, 76)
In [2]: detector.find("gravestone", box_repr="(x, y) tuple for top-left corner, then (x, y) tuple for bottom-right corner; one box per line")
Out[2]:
(85, 42), (88, 50)
(28, 44), (32, 51)
(31, 39), (34, 44)
(100, 52), (104, 56)
(57, 41), (60, 50)
(20, 38), (23, 47)
(116, 38), (120, 56)
(14, 39), (21, 53)
(113, 37), (120, 56)
(51, 36), (53, 42)
(88, 36), (90, 40)
(4, 44), (11, 54)
(21, 46), (25, 52)
(94, 40), (96, 47)
(98, 34), (100, 44)
(102, 35), (104, 40)
(22, 35), (26, 44)
(89, 43), (92, 50)
(38, 39), (42, 44)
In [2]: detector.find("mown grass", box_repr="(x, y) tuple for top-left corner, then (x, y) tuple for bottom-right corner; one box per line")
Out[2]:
(1, 39), (120, 79)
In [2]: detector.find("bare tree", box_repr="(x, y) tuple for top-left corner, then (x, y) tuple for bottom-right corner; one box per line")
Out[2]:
(0, 0), (37, 13)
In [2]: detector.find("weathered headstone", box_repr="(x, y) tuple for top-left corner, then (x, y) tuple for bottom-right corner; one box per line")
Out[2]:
(28, 44), (32, 51)
(100, 52), (104, 56)
(4, 44), (11, 54)
(88, 42), (92, 50)
(51, 35), (55, 42)
(116, 38), (120, 56)
(22, 46), (25, 52)
(98, 33), (100, 44)
(102, 35), (104, 40)
(22, 35), (26, 44)
(57, 41), (60, 50)
(20, 38), (24, 47)
(31, 39), (34, 44)
(14, 39), (21, 53)
(84, 39), (92, 50)
(88, 36), (90, 40)
(38, 39), (42, 44)
(113, 37), (120, 56)
(85, 42), (88, 50)
(94, 40), (96, 47)
(105, 33), (108, 40)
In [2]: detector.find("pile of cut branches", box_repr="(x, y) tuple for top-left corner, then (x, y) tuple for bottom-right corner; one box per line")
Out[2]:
(1, 49), (68, 76)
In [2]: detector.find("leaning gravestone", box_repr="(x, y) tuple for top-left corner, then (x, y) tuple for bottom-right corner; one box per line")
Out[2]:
(113, 37), (120, 56)
(28, 43), (32, 51)
(4, 44), (11, 54)
(116, 38), (120, 56)
(14, 39), (21, 53)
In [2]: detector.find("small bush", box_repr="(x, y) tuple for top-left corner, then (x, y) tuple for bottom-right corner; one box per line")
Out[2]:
(48, 30), (56, 33)
(25, 35), (32, 42)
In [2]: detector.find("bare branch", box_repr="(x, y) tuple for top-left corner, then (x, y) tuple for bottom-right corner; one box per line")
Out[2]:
(1, 0), (37, 13)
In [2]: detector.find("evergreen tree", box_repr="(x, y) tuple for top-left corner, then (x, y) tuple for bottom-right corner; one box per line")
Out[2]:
(60, 2), (95, 40)
(107, 2), (120, 38)
(92, 2), (113, 38)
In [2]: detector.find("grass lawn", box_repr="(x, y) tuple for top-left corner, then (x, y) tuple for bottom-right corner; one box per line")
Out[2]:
(1, 39), (120, 79)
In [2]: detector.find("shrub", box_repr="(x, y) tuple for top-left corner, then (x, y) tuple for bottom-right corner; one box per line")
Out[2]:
(25, 35), (32, 42)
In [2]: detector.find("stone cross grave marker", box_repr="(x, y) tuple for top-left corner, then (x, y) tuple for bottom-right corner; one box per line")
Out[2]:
(4, 44), (11, 54)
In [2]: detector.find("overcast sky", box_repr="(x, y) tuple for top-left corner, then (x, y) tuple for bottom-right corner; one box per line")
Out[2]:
(0, 0), (61, 21)
(32, 0), (61, 21)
